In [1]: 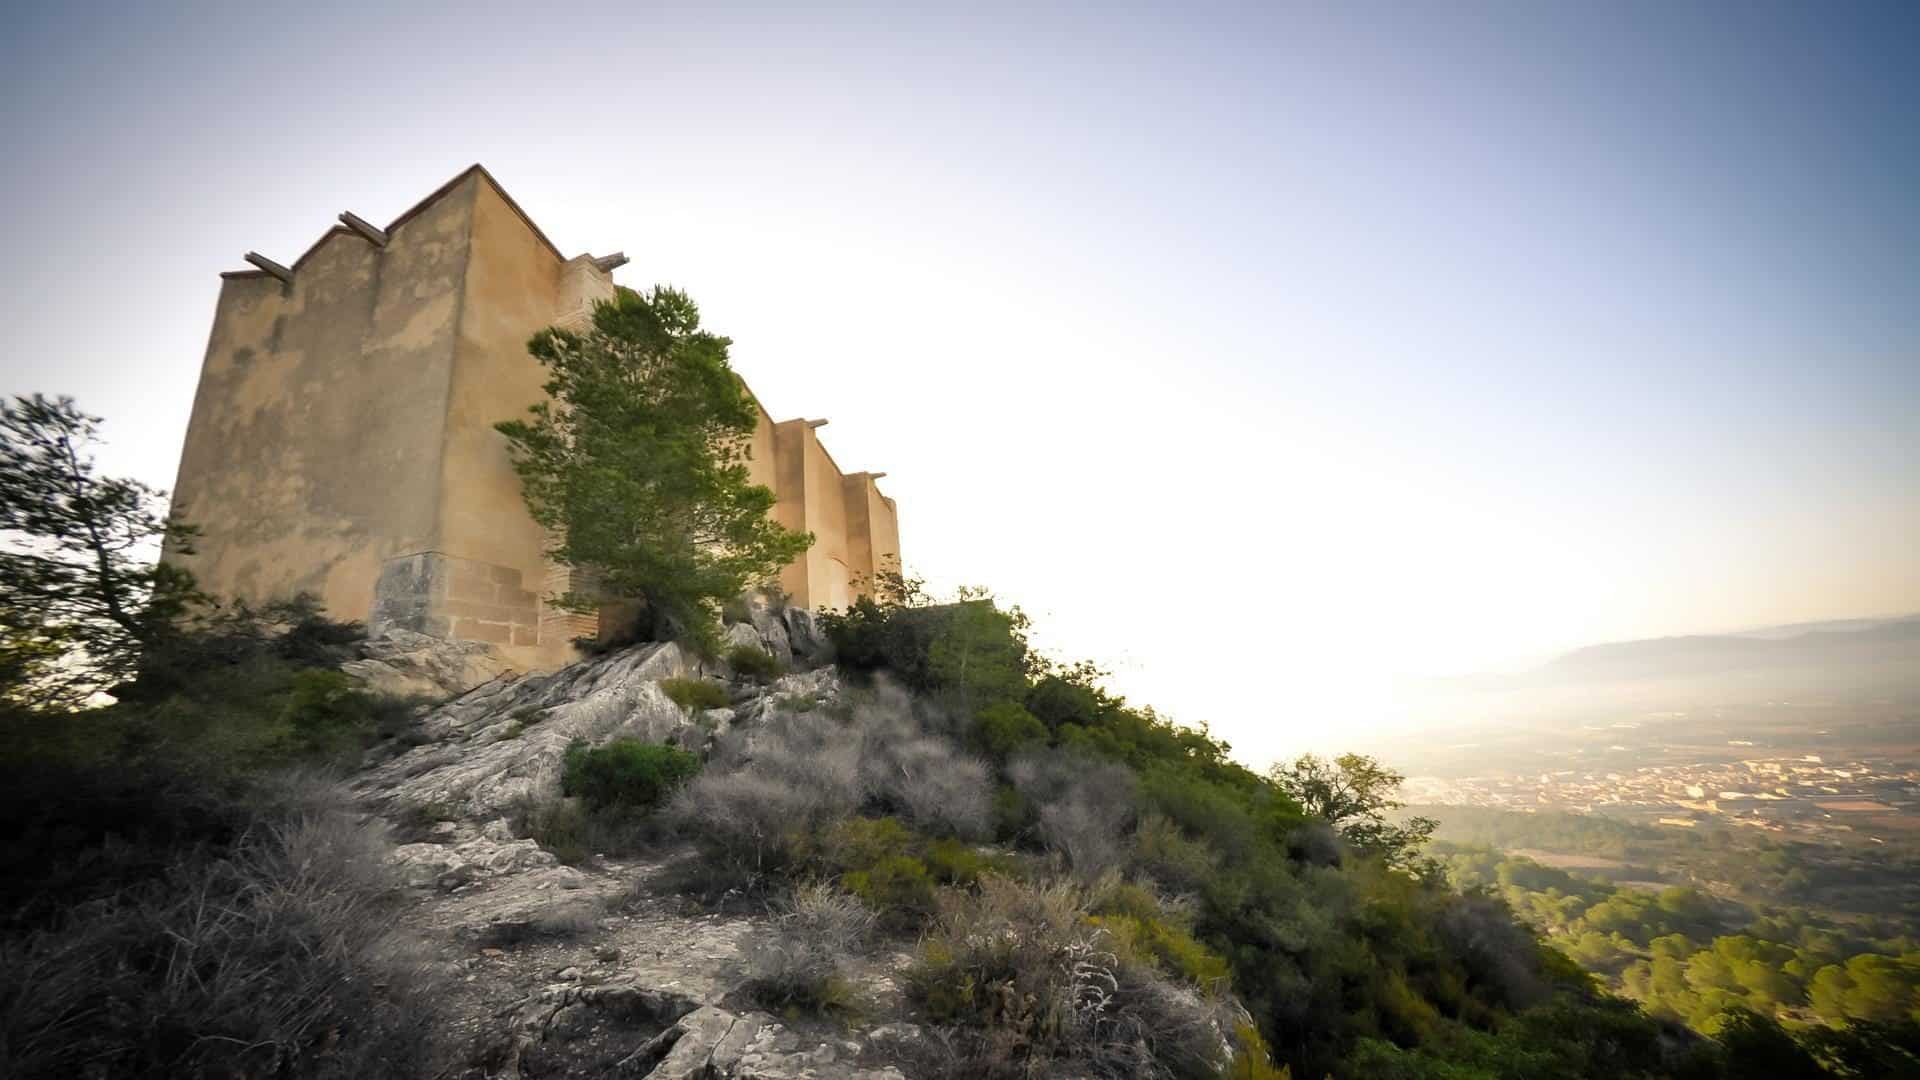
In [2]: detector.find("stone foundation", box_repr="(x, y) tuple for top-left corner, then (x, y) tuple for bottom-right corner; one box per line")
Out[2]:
(371, 551), (546, 647)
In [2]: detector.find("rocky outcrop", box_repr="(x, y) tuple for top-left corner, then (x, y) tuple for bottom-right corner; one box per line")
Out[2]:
(342, 628), (513, 700)
(359, 641), (705, 818)
(351, 631), (947, 1078)
(633, 1005), (906, 1079)
(782, 607), (830, 666)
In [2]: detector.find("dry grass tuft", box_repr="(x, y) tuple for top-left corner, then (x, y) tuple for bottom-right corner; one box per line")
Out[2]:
(740, 881), (875, 1014)
(0, 780), (445, 1080)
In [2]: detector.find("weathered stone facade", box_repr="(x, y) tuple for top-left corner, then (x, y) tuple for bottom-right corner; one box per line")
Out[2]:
(167, 165), (900, 671)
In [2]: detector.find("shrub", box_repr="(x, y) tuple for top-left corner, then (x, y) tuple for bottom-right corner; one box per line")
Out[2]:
(511, 795), (660, 865)
(1091, 913), (1231, 991)
(905, 875), (1233, 1079)
(802, 818), (1017, 925)
(821, 585), (1034, 705)
(725, 644), (786, 682)
(991, 784), (1034, 845)
(0, 785), (444, 1079)
(1087, 880), (1231, 991)
(519, 795), (592, 864)
(854, 691), (993, 839)
(741, 882), (874, 1014)
(560, 738), (701, 811)
(672, 688), (993, 887)
(818, 815), (917, 868)
(922, 837), (1017, 887)
(660, 676), (730, 711)
(279, 669), (415, 758)
(1130, 813), (1220, 893)
(973, 701), (1046, 760)
(668, 769), (850, 881)
(1010, 749), (1137, 878)
(1223, 1024), (1291, 1080)
(844, 854), (938, 921)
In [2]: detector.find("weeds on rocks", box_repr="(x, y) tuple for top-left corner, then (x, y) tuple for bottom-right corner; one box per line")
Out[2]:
(741, 882), (875, 1015)
(904, 876), (1234, 1080)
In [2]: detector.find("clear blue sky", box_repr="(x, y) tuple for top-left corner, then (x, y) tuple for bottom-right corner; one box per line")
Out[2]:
(3, 2), (1915, 763)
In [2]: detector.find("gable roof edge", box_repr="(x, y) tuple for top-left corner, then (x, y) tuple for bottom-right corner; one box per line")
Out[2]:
(222, 164), (570, 281)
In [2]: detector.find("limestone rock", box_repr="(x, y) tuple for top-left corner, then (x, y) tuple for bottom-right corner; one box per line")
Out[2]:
(748, 607), (794, 667)
(647, 1005), (740, 1079)
(639, 1005), (906, 1080)
(722, 621), (763, 654)
(341, 628), (512, 700)
(358, 641), (705, 819)
(388, 831), (558, 890)
(391, 842), (466, 888)
(782, 608), (829, 665)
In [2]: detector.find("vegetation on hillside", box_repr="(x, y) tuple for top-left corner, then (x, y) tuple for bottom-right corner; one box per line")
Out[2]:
(1431, 834), (1920, 1046)
(495, 285), (814, 650)
(4, 397), (1915, 1077)
(0, 397), (441, 1078)
(0, 394), (204, 709)
(650, 570), (1915, 1077)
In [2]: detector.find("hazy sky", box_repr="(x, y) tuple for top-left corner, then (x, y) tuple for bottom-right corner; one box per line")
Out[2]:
(3, 2), (1915, 764)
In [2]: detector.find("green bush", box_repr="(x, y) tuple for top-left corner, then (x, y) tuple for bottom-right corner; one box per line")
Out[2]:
(821, 586), (1034, 705)
(286, 664), (414, 757)
(991, 783), (1034, 845)
(660, 676), (730, 711)
(973, 701), (1046, 760)
(819, 815), (917, 868)
(922, 837), (1017, 886)
(843, 854), (936, 921)
(815, 817), (939, 922)
(725, 644), (786, 682)
(560, 738), (701, 811)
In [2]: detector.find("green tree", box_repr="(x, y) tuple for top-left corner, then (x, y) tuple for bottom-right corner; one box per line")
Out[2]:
(0, 395), (201, 707)
(1268, 751), (1437, 869)
(496, 286), (812, 647)
(926, 589), (1034, 712)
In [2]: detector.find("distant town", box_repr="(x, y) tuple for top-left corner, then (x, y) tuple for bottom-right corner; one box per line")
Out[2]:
(1407, 751), (1920, 842)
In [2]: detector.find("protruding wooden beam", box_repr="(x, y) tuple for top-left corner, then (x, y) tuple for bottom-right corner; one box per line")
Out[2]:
(867, 472), (887, 480)
(806, 419), (829, 429)
(338, 211), (388, 247)
(592, 252), (629, 273)
(243, 252), (293, 285)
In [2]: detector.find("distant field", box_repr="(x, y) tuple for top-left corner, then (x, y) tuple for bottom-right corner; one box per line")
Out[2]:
(1507, 848), (1627, 871)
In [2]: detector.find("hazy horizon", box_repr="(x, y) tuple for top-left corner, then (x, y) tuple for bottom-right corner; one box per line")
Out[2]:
(4, 2), (1916, 766)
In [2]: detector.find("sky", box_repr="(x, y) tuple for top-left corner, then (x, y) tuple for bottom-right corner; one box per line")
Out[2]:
(2, 2), (1916, 766)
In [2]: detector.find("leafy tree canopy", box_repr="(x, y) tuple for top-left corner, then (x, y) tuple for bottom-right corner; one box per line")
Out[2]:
(495, 286), (812, 646)
(0, 394), (201, 708)
(1269, 751), (1438, 870)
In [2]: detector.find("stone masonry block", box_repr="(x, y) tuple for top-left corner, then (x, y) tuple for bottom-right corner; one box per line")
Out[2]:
(449, 575), (496, 603)
(445, 599), (523, 624)
(453, 618), (511, 644)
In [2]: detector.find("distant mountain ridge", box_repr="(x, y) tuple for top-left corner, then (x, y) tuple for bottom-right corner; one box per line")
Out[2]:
(1428, 614), (1920, 701)
(1542, 615), (1920, 683)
